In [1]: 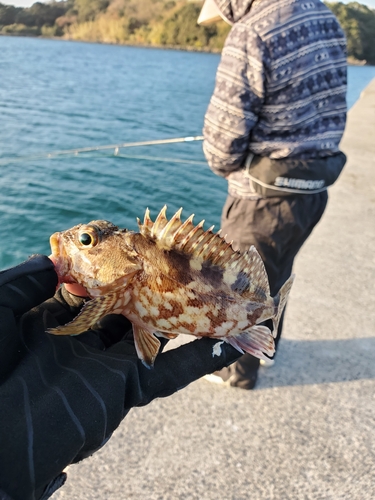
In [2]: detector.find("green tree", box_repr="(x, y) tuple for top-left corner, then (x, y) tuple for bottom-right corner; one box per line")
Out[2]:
(326, 2), (375, 64)
(156, 3), (219, 48)
(74, 0), (109, 22)
(0, 3), (21, 26)
(14, 1), (68, 28)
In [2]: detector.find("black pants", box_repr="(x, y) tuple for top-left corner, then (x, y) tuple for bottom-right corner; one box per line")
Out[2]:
(220, 192), (328, 383)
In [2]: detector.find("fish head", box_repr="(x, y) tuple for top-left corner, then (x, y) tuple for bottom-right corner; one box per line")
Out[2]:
(50, 220), (142, 296)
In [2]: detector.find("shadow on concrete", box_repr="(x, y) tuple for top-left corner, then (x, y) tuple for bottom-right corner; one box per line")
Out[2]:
(257, 337), (375, 389)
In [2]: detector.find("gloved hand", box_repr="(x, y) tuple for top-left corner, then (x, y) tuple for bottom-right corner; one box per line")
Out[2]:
(0, 255), (240, 500)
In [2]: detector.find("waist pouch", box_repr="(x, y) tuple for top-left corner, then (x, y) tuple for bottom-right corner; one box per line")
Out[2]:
(244, 152), (346, 197)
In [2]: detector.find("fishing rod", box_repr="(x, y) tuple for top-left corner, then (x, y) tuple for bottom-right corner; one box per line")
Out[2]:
(0, 135), (204, 166)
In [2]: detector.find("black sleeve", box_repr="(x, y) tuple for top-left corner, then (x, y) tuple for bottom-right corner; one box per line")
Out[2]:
(0, 256), (240, 500)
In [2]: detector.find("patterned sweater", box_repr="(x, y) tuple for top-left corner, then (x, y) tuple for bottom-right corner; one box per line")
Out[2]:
(203, 0), (347, 199)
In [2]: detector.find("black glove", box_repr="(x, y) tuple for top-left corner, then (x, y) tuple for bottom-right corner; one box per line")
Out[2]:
(0, 255), (240, 500)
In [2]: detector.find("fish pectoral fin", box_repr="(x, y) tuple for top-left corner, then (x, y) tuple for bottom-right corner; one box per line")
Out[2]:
(47, 293), (118, 336)
(132, 324), (161, 368)
(226, 325), (275, 361)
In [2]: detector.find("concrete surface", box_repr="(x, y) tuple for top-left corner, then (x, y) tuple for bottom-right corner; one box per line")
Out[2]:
(53, 79), (375, 500)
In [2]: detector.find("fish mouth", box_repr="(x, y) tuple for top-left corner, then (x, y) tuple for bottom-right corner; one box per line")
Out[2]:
(49, 232), (74, 284)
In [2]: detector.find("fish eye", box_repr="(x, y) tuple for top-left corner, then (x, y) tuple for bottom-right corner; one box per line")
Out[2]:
(78, 229), (99, 247)
(79, 233), (93, 246)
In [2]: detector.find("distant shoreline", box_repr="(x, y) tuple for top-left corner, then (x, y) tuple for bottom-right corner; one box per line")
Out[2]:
(0, 32), (223, 54)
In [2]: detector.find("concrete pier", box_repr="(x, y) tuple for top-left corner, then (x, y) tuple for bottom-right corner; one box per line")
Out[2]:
(53, 79), (375, 500)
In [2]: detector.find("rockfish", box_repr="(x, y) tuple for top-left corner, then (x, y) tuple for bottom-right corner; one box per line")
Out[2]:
(49, 207), (294, 366)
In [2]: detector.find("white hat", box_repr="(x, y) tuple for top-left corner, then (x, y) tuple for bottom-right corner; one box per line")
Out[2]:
(197, 0), (223, 25)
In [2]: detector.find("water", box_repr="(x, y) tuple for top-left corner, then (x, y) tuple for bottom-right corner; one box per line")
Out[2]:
(1, 36), (374, 270)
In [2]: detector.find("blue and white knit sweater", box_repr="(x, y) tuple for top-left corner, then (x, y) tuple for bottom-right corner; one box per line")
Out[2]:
(203, 0), (347, 199)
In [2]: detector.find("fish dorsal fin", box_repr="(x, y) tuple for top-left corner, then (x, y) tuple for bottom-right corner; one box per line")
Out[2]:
(138, 206), (236, 262)
(227, 245), (270, 300)
(138, 207), (271, 301)
(219, 245), (270, 302)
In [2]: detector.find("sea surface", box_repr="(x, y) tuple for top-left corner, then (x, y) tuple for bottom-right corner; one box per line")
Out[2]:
(1, 36), (375, 270)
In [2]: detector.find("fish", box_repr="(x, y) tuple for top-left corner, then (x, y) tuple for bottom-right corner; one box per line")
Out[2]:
(48, 206), (294, 367)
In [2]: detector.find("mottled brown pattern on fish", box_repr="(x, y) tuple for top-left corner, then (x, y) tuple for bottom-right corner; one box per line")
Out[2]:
(132, 233), (196, 287)
(177, 321), (198, 334)
(185, 296), (205, 309)
(246, 307), (264, 325)
(206, 309), (223, 333)
(163, 300), (185, 318)
(200, 262), (224, 287)
(48, 206), (294, 366)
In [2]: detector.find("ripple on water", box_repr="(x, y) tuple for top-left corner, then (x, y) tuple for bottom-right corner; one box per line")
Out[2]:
(1, 36), (374, 268)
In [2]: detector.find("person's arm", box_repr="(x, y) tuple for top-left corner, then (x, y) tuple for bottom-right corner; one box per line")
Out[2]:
(0, 255), (241, 500)
(203, 25), (266, 177)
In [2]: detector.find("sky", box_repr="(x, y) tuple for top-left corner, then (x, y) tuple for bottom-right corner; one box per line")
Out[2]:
(2, 0), (375, 8)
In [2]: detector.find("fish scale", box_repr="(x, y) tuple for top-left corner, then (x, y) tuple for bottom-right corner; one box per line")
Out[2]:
(48, 206), (294, 367)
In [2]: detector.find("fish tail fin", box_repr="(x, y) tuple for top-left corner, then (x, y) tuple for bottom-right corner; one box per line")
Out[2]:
(226, 325), (275, 361)
(271, 274), (295, 338)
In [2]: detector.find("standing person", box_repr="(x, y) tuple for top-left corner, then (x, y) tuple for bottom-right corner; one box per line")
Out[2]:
(198, 0), (347, 389)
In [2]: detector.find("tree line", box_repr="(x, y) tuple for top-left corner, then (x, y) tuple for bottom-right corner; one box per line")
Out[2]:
(0, 0), (374, 64)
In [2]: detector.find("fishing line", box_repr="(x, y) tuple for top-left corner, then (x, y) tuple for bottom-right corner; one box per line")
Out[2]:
(0, 135), (204, 166)
(53, 152), (208, 165)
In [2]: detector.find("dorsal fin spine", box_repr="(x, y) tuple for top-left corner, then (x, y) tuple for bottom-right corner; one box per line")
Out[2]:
(174, 215), (196, 250)
(139, 208), (153, 237)
(178, 222), (205, 252)
(188, 224), (215, 255)
(211, 241), (233, 265)
(151, 206), (168, 238)
(194, 229), (216, 258)
(201, 236), (221, 261)
(170, 215), (194, 243)
(158, 208), (183, 243)
(227, 253), (242, 267)
(186, 220), (206, 253)
(144, 207), (151, 226)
